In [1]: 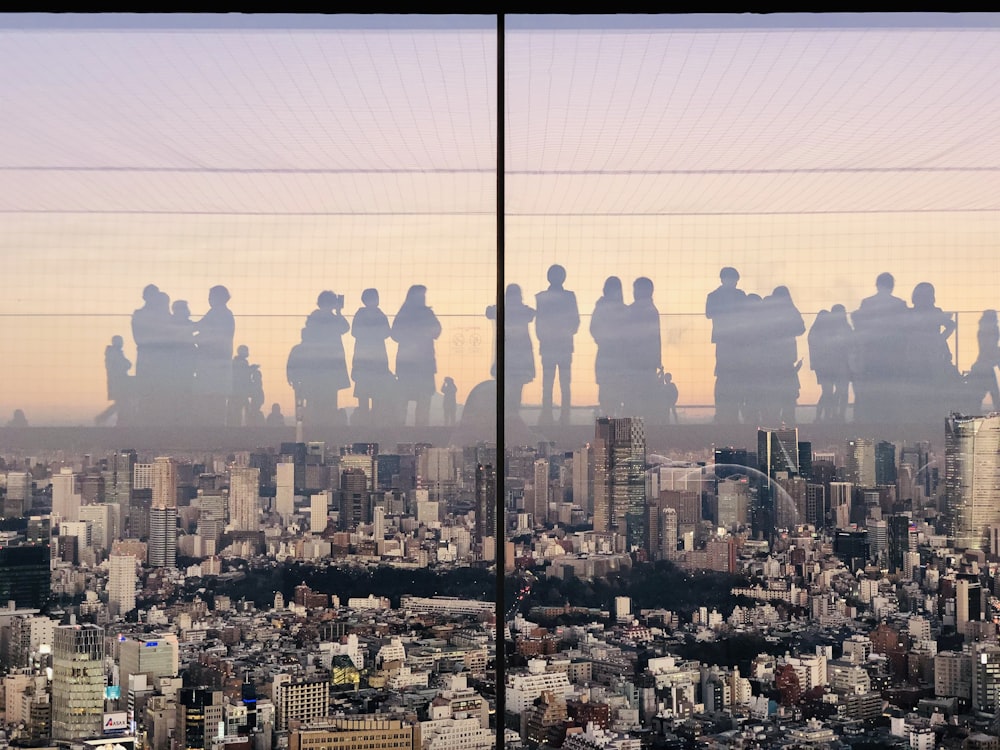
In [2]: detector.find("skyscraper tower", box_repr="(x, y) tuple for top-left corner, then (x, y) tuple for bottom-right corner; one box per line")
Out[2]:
(51, 623), (105, 740)
(757, 426), (799, 536)
(104, 449), (136, 535)
(474, 463), (496, 559)
(592, 417), (646, 551)
(229, 466), (260, 532)
(108, 553), (137, 616)
(532, 458), (549, 526)
(51, 467), (81, 523)
(945, 414), (1000, 551)
(846, 438), (877, 487)
(275, 462), (295, 521)
(149, 457), (178, 568)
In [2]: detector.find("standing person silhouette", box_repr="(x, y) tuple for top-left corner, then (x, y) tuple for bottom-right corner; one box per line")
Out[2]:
(504, 283), (536, 422)
(305, 290), (351, 426)
(391, 285), (442, 427)
(969, 310), (1000, 412)
(535, 264), (579, 427)
(441, 377), (458, 426)
(705, 267), (747, 423)
(228, 345), (253, 427)
(350, 288), (393, 427)
(286, 326), (319, 428)
(906, 281), (958, 422)
(590, 276), (627, 418)
(96, 335), (133, 426)
(131, 285), (173, 425)
(809, 305), (854, 424)
(759, 285), (805, 424)
(168, 300), (197, 423)
(623, 277), (663, 420)
(851, 272), (909, 423)
(193, 285), (235, 426)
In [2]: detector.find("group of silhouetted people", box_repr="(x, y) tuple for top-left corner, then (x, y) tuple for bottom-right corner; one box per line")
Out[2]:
(286, 285), (444, 428)
(99, 269), (1000, 430)
(711, 268), (1000, 424)
(707, 268), (806, 425)
(101, 283), (456, 430)
(99, 284), (254, 427)
(502, 265), (678, 427)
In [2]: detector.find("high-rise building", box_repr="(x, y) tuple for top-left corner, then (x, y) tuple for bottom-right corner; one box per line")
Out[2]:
(108, 553), (137, 616)
(571, 446), (591, 514)
(972, 643), (1000, 713)
(119, 634), (178, 699)
(846, 438), (877, 487)
(133, 462), (153, 491)
(275, 462), (295, 520)
(757, 427), (799, 537)
(830, 482), (854, 529)
(310, 492), (330, 533)
(51, 467), (81, 523)
(717, 477), (749, 532)
(945, 414), (1000, 551)
(474, 464), (496, 558)
(339, 469), (369, 530)
(887, 514), (911, 574)
(592, 417), (646, 551)
(4, 472), (32, 517)
(51, 623), (105, 740)
(148, 507), (177, 568)
(532, 458), (549, 526)
(178, 687), (224, 750)
(758, 428), (800, 479)
(875, 441), (897, 486)
(78, 503), (113, 551)
(228, 466), (260, 532)
(0, 544), (50, 609)
(152, 457), (178, 510)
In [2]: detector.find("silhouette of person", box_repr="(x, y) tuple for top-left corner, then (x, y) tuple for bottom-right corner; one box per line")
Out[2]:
(733, 292), (764, 424)
(228, 345), (253, 427)
(969, 310), (1000, 411)
(706, 267), (748, 423)
(168, 300), (197, 423)
(504, 284), (536, 421)
(758, 286), (805, 424)
(247, 364), (265, 425)
(809, 304), (853, 423)
(391, 285), (442, 427)
(266, 402), (286, 427)
(286, 326), (319, 427)
(623, 277), (663, 420)
(441, 376), (458, 426)
(662, 372), (679, 423)
(851, 272), (908, 423)
(590, 276), (627, 418)
(193, 285), (235, 426)
(485, 303), (497, 379)
(350, 288), (393, 427)
(305, 290), (351, 426)
(6, 409), (27, 428)
(906, 281), (958, 421)
(535, 265), (580, 427)
(96, 335), (133, 426)
(131, 285), (173, 425)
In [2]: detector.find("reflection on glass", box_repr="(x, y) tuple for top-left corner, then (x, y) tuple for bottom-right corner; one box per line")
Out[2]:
(0, 13), (499, 750)
(504, 14), (1000, 748)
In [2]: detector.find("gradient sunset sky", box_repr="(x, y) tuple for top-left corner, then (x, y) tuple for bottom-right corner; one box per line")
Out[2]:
(3, 14), (1000, 423)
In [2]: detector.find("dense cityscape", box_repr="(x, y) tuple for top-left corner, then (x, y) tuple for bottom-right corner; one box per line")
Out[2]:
(0, 413), (999, 750)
